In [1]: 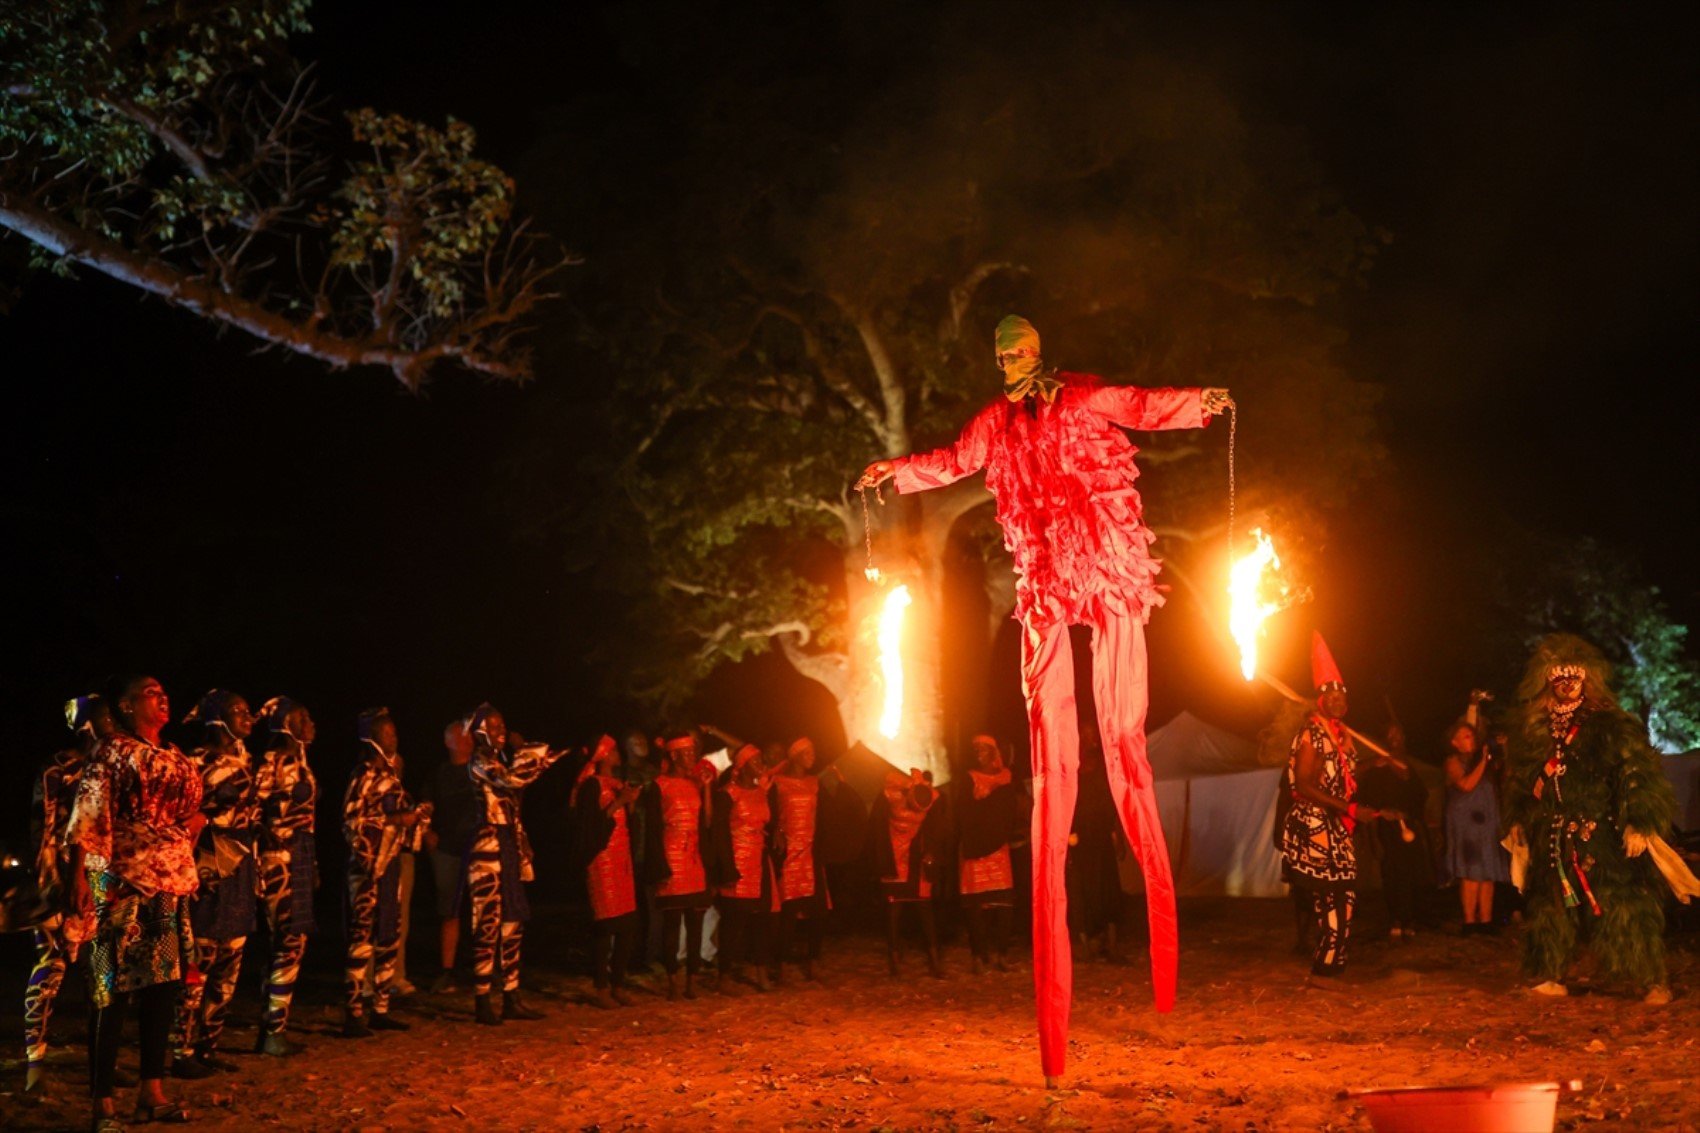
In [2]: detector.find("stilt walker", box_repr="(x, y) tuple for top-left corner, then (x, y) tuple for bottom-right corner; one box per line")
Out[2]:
(860, 314), (1232, 1081)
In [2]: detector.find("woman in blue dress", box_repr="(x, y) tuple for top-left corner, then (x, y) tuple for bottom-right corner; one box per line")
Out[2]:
(1444, 692), (1510, 934)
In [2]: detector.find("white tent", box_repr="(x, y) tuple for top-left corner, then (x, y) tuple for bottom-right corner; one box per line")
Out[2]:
(1664, 750), (1700, 832)
(1123, 712), (1288, 898)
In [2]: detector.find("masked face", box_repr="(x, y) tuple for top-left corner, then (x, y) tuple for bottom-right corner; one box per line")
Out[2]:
(1547, 667), (1585, 705)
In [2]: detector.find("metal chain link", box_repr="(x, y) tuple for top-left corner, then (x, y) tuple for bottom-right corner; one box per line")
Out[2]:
(1227, 402), (1237, 565)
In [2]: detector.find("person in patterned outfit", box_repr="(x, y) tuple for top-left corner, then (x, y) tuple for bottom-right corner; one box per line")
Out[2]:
(859, 314), (1232, 1081)
(770, 737), (828, 984)
(642, 732), (718, 1000)
(170, 689), (260, 1078)
(956, 735), (1022, 974)
(252, 696), (319, 1056)
(22, 694), (112, 1094)
(465, 702), (567, 1025)
(341, 707), (430, 1037)
(713, 744), (778, 993)
(64, 675), (203, 1128)
(572, 735), (641, 1008)
(871, 768), (948, 978)
(1280, 634), (1401, 981)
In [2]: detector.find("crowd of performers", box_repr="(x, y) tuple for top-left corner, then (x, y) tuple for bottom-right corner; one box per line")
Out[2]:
(16, 637), (1700, 1126)
(1278, 631), (1700, 998)
(17, 674), (1096, 1127)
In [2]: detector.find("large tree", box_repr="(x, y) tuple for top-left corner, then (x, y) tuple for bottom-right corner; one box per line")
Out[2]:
(1, 0), (564, 386)
(536, 4), (1387, 777)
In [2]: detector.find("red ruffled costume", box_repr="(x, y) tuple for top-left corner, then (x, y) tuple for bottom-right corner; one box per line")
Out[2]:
(893, 372), (1205, 1077)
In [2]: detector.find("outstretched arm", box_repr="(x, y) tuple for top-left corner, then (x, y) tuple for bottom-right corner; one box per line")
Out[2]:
(1085, 385), (1229, 431)
(857, 405), (997, 494)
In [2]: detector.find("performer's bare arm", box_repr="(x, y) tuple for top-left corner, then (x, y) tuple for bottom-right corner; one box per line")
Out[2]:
(1295, 735), (1390, 821)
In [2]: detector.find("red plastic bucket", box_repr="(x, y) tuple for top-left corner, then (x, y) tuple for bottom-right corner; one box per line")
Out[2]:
(1347, 1082), (1560, 1133)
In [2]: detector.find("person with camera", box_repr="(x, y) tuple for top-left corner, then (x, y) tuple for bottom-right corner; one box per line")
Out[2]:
(871, 768), (948, 979)
(1443, 690), (1510, 935)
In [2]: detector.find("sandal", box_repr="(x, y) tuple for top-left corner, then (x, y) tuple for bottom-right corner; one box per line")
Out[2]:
(132, 1100), (192, 1124)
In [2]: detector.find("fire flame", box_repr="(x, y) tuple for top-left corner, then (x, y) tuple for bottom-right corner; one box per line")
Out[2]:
(1228, 528), (1283, 681)
(877, 584), (912, 739)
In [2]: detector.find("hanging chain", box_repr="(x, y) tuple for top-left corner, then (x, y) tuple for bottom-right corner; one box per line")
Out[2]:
(858, 483), (884, 581)
(1226, 402), (1237, 565)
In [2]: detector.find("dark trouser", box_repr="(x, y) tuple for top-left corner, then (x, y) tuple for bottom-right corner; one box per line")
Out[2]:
(773, 907), (823, 970)
(661, 907), (706, 975)
(1310, 888), (1355, 976)
(717, 906), (771, 973)
(967, 903), (1013, 962)
(886, 901), (938, 959)
(1379, 840), (1423, 927)
(90, 982), (176, 1098)
(592, 913), (637, 989)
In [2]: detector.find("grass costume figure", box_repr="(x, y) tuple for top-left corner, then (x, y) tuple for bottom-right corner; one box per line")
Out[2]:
(1503, 635), (1697, 1004)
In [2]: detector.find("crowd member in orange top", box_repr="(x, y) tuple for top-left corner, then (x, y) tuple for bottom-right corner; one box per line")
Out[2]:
(956, 735), (1023, 974)
(871, 769), (948, 979)
(770, 737), (828, 983)
(643, 731), (717, 999)
(573, 736), (642, 1008)
(713, 744), (777, 993)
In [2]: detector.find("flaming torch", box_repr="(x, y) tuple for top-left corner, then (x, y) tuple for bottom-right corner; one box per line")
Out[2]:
(876, 582), (912, 740)
(1228, 527), (1289, 681)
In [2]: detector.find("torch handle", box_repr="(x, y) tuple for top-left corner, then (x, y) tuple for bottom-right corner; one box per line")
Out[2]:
(1256, 672), (1409, 771)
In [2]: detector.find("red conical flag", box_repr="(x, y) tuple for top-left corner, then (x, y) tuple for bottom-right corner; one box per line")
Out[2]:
(1311, 630), (1346, 692)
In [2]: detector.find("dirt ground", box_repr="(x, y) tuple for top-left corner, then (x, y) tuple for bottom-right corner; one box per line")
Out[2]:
(3, 898), (1697, 1132)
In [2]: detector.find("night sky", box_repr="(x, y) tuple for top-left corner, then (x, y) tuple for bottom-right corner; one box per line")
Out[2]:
(3, 1), (1696, 826)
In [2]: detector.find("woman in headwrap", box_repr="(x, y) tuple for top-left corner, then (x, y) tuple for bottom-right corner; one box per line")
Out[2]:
(642, 731), (717, 1000)
(252, 695), (319, 1056)
(65, 675), (203, 1128)
(342, 707), (429, 1037)
(956, 735), (1023, 974)
(572, 735), (641, 1008)
(871, 769), (948, 978)
(713, 743), (778, 992)
(170, 689), (259, 1078)
(769, 737), (829, 983)
(22, 694), (112, 1095)
(464, 702), (567, 1025)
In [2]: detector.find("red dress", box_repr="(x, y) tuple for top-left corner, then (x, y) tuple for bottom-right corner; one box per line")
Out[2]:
(891, 375), (1204, 1077)
(720, 783), (775, 910)
(773, 774), (820, 906)
(655, 776), (709, 906)
(585, 775), (636, 922)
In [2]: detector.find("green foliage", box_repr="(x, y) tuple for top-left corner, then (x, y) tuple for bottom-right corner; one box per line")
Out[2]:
(1494, 535), (1700, 753)
(1, 0), (558, 384)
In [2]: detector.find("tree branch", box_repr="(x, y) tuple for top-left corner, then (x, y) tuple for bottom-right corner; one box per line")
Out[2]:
(0, 193), (539, 386)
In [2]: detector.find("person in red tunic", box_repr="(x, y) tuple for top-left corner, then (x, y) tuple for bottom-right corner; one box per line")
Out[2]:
(871, 769), (947, 978)
(713, 744), (777, 993)
(859, 314), (1232, 1081)
(770, 737), (828, 983)
(956, 735), (1023, 974)
(572, 735), (641, 1008)
(643, 732), (718, 1000)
